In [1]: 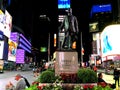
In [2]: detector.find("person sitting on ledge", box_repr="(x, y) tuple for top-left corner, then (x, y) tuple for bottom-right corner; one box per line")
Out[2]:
(97, 72), (116, 89)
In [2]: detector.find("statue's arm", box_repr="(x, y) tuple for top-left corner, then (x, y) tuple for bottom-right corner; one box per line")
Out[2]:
(74, 17), (79, 34)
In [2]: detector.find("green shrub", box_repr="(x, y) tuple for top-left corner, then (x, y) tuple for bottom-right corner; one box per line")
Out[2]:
(77, 68), (97, 83)
(47, 68), (55, 72)
(38, 70), (56, 83)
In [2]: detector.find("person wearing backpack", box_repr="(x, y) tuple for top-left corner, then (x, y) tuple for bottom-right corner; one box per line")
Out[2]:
(22, 76), (30, 88)
(5, 74), (30, 90)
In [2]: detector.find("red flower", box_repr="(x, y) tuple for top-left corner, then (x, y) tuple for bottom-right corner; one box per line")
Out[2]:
(37, 86), (42, 90)
(83, 85), (94, 90)
(83, 85), (89, 89)
(32, 81), (39, 85)
(89, 85), (94, 89)
(98, 82), (107, 87)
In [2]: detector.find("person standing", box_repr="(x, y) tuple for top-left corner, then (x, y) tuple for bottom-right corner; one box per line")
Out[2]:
(113, 68), (119, 86)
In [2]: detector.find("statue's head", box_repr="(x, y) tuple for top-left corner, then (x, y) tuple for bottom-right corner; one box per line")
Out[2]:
(66, 8), (72, 16)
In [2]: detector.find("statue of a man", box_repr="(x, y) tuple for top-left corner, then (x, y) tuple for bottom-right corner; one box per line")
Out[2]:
(58, 8), (79, 50)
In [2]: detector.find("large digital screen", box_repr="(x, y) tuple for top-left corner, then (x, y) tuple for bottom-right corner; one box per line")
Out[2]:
(18, 43), (31, 53)
(16, 49), (25, 64)
(19, 38), (31, 50)
(8, 39), (17, 61)
(0, 41), (4, 59)
(58, 0), (70, 9)
(3, 41), (8, 60)
(10, 32), (19, 43)
(4, 10), (12, 38)
(20, 34), (31, 46)
(90, 4), (112, 17)
(0, 10), (5, 34)
(101, 24), (120, 57)
(0, 30), (4, 40)
(18, 34), (31, 53)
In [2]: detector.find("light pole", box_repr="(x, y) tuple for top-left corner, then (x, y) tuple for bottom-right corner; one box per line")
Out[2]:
(48, 33), (50, 62)
(39, 15), (51, 62)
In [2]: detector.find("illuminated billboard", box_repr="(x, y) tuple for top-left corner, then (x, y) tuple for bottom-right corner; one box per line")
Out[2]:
(16, 49), (25, 64)
(89, 22), (99, 32)
(8, 39), (17, 61)
(40, 47), (47, 52)
(10, 32), (19, 43)
(0, 10), (12, 38)
(0, 41), (4, 59)
(18, 43), (31, 53)
(20, 34), (31, 46)
(101, 24), (120, 57)
(0, 10), (4, 34)
(90, 4), (112, 18)
(4, 10), (12, 38)
(58, 0), (70, 9)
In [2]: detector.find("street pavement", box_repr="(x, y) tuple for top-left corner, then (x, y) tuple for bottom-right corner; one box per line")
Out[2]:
(0, 69), (119, 90)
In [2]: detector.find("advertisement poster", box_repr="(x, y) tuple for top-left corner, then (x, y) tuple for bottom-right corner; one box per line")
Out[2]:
(101, 25), (120, 57)
(0, 10), (4, 33)
(4, 10), (12, 38)
(8, 39), (17, 62)
(16, 49), (25, 64)
(0, 41), (4, 59)
(58, 0), (70, 9)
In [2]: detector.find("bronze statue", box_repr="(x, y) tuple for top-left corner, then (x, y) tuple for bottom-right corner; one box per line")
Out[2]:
(58, 8), (79, 50)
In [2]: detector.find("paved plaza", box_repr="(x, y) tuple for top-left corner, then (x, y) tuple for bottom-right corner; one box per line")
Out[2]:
(0, 70), (119, 90)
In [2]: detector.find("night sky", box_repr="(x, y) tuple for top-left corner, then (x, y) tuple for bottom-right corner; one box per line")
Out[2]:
(5, 0), (115, 61)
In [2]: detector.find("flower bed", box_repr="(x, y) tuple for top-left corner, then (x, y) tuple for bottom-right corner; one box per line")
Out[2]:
(25, 68), (113, 90)
(25, 82), (113, 90)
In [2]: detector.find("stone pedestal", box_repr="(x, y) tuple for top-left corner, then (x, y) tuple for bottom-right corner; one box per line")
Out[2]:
(55, 50), (79, 75)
